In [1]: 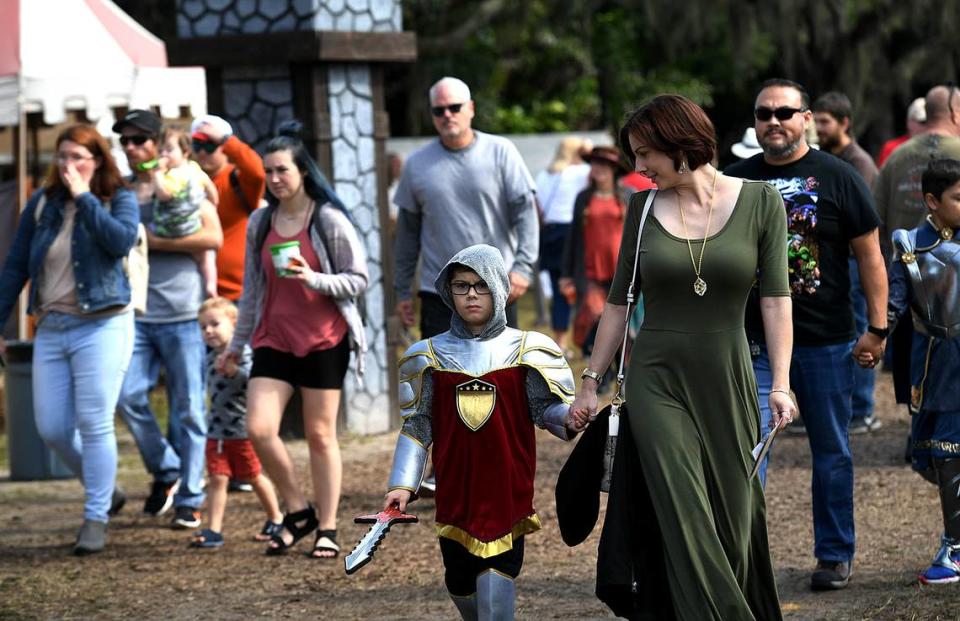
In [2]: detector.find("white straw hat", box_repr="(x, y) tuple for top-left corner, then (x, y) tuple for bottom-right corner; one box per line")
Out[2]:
(731, 127), (763, 159)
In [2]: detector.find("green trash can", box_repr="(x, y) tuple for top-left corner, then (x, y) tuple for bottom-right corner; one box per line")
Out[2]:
(4, 340), (72, 480)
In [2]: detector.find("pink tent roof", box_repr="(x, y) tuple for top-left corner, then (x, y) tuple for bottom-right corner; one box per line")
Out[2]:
(0, 0), (204, 126)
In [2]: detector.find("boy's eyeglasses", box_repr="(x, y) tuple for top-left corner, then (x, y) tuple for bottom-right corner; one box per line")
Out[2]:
(431, 103), (464, 117)
(119, 135), (151, 146)
(192, 140), (219, 154)
(754, 106), (806, 122)
(450, 281), (491, 296)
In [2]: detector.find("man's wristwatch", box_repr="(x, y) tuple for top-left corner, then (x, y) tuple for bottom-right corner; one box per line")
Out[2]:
(867, 325), (890, 339)
(580, 368), (603, 384)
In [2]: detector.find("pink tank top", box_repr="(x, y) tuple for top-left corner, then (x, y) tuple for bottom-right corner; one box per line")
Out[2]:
(252, 219), (348, 356)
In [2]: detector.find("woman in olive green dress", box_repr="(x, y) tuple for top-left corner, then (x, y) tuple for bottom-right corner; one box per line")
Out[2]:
(571, 95), (797, 620)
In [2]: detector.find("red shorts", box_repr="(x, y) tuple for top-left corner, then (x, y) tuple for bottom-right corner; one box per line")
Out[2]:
(205, 439), (262, 481)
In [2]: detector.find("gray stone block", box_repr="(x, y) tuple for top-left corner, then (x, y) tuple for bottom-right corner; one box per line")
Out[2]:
(347, 0), (370, 11)
(354, 13), (372, 33)
(341, 115), (359, 148)
(236, 0), (257, 18)
(328, 0), (346, 13)
(195, 13), (222, 36)
(270, 13), (297, 31)
(328, 66), (347, 95)
(370, 0), (395, 22)
(259, 0), (289, 20)
(223, 82), (254, 117)
(356, 98), (374, 135)
(292, 0), (317, 18)
(313, 7), (334, 30)
(241, 15), (269, 33)
(347, 66), (372, 97)
(335, 12), (352, 30)
(181, 0), (205, 19)
(209, 0), (232, 10)
(177, 14), (193, 38)
(257, 81), (292, 106)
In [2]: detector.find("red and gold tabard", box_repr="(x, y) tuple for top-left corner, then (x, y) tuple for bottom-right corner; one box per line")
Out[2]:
(431, 366), (541, 558)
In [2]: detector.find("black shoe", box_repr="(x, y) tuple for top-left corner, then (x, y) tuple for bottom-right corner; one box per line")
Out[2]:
(811, 559), (852, 591)
(143, 478), (180, 517)
(228, 480), (254, 493)
(171, 505), (201, 530)
(108, 487), (127, 517)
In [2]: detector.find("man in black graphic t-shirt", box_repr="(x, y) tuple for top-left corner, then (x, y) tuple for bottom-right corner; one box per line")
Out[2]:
(726, 78), (888, 592)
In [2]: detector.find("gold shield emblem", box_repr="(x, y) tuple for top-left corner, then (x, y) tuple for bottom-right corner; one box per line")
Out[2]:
(456, 379), (496, 431)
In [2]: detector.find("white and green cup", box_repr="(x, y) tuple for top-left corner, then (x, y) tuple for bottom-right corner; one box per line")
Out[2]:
(270, 241), (301, 276)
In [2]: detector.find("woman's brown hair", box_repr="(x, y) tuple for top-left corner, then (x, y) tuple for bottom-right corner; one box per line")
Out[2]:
(618, 95), (717, 173)
(44, 124), (124, 200)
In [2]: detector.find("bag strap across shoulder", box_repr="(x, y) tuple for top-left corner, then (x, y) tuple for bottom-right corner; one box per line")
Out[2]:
(611, 189), (656, 414)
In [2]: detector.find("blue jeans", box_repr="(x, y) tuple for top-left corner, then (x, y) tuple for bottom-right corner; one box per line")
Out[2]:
(116, 320), (206, 509)
(33, 311), (134, 522)
(848, 256), (875, 420)
(754, 340), (856, 562)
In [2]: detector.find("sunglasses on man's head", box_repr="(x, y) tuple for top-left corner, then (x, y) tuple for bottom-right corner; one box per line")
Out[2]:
(431, 103), (464, 117)
(192, 140), (219, 154)
(754, 106), (806, 122)
(119, 135), (151, 147)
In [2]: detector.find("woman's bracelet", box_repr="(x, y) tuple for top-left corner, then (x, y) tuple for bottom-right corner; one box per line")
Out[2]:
(770, 388), (791, 396)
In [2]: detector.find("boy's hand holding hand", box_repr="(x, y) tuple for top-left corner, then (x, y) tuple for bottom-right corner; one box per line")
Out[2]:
(215, 350), (240, 377)
(383, 489), (412, 512)
(565, 408), (589, 434)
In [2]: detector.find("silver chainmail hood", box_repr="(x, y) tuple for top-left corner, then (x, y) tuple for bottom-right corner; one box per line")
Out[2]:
(434, 244), (510, 340)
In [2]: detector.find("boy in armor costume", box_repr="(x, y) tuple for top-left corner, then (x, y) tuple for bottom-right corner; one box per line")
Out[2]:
(383, 244), (582, 620)
(887, 159), (960, 584)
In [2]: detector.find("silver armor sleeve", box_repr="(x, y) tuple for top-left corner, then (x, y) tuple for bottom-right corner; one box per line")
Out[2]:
(517, 331), (576, 402)
(387, 433), (429, 493)
(522, 332), (575, 440)
(398, 339), (438, 419)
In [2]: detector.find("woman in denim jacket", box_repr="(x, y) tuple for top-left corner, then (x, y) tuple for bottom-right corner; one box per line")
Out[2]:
(0, 124), (139, 555)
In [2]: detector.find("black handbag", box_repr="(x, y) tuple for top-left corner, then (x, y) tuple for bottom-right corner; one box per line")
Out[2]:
(600, 189), (656, 492)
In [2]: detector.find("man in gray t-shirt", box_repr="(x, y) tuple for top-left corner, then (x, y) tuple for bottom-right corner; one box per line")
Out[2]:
(393, 77), (538, 338)
(112, 109), (223, 528)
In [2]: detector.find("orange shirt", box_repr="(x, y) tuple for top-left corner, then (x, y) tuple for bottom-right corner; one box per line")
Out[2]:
(583, 195), (624, 282)
(211, 136), (266, 301)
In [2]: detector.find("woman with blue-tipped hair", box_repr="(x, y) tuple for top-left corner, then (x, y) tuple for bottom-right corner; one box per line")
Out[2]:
(217, 121), (368, 559)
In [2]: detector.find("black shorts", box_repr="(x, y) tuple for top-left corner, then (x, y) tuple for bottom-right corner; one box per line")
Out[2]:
(439, 536), (524, 596)
(250, 337), (350, 389)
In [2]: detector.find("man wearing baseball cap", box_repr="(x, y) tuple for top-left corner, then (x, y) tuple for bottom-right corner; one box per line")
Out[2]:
(189, 114), (265, 302)
(113, 109), (223, 530)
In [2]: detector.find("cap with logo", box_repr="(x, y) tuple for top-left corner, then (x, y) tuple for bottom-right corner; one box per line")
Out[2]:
(112, 109), (162, 136)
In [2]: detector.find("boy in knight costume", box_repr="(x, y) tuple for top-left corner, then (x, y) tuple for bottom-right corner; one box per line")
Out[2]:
(383, 244), (581, 620)
(887, 158), (960, 584)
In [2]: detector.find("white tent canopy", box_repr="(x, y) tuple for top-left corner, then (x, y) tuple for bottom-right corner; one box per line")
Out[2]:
(0, 0), (206, 127)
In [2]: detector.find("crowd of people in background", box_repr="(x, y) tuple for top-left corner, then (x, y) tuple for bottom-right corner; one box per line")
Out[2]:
(1, 69), (960, 619)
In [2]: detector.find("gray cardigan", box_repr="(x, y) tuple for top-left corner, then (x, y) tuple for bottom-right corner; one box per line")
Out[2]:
(229, 203), (369, 379)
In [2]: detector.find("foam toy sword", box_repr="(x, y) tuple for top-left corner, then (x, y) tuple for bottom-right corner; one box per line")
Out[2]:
(344, 504), (418, 575)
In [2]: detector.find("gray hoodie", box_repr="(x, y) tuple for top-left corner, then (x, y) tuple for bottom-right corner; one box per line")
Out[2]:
(434, 243), (510, 341)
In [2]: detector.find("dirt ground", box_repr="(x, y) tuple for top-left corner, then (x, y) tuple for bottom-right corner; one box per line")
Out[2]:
(0, 371), (957, 621)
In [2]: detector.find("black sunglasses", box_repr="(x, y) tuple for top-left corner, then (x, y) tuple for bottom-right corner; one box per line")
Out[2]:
(754, 106), (806, 122)
(119, 135), (151, 147)
(431, 103), (465, 117)
(192, 140), (219, 154)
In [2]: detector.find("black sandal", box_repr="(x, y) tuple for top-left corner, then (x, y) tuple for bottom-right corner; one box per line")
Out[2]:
(310, 529), (340, 559)
(266, 505), (319, 556)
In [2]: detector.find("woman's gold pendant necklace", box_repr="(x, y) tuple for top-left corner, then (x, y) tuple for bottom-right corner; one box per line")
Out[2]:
(677, 169), (718, 297)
